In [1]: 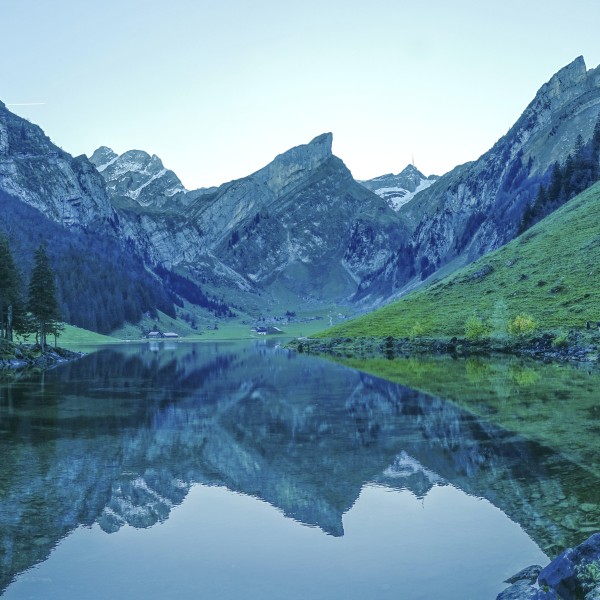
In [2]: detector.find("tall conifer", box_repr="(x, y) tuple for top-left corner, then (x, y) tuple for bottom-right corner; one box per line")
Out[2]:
(0, 234), (23, 341)
(27, 244), (59, 350)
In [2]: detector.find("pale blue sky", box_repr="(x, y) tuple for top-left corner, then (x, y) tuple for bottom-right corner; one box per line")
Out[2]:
(2, 0), (600, 189)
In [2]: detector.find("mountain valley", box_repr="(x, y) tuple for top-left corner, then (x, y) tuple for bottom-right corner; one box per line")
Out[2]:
(1, 56), (600, 337)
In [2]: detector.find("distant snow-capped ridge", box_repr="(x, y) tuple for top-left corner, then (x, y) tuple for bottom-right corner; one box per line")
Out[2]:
(89, 146), (186, 207)
(359, 164), (438, 210)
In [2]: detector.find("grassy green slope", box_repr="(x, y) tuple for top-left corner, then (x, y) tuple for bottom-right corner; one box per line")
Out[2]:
(15, 324), (119, 347)
(319, 182), (600, 339)
(58, 325), (120, 347)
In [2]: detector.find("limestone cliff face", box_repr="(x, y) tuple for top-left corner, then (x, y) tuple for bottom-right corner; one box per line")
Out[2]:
(0, 102), (116, 230)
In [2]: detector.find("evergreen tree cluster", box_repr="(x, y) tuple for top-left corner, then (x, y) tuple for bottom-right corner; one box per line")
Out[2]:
(0, 190), (175, 334)
(520, 118), (600, 232)
(0, 234), (24, 341)
(27, 244), (60, 348)
(0, 237), (60, 348)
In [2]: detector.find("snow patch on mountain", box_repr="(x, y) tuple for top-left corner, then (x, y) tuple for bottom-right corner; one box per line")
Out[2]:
(373, 178), (437, 210)
(130, 168), (168, 201)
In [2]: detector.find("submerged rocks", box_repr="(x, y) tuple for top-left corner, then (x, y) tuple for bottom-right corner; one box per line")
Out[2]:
(497, 532), (600, 600)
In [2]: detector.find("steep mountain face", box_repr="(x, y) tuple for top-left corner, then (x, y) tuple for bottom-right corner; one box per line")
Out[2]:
(0, 103), (176, 332)
(375, 56), (600, 297)
(0, 101), (116, 230)
(94, 133), (410, 311)
(89, 147), (186, 208)
(359, 164), (438, 210)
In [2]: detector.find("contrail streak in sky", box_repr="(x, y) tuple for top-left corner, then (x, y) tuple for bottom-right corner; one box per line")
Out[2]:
(6, 102), (46, 106)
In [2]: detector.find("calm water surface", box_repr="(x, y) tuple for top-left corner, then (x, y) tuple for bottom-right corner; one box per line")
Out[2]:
(0, 341), (598, 599)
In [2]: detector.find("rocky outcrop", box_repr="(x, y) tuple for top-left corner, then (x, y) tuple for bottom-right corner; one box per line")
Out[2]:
(497, 533), (600, 599)
(0, 102), (116, 230)
(0, 341), (82, 372)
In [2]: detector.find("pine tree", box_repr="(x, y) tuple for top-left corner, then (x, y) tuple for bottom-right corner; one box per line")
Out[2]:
(593, 114), (600, 152)
(27, 244), (59, 350)
(546, 162), (563, 203)
(0, 234), (23, 341)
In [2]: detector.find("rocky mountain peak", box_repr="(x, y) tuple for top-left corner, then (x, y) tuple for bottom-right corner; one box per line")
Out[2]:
(89, 146), (118, 172)
(545, 55), (587, 97)
(0, 101), (115, 227)
(398, 164), (427, 184)
(522, 56), (600, 129)
(253, 132), (334, 196)
(359, 164), (438, 211)
(90, 147), (186, 207)
(308, 132), (333, 154)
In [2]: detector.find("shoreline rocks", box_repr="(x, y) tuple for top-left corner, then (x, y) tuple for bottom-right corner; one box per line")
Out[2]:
(0, 342), (83, 372)
(497, 533), (600, 599)
(294, 333), (600, 367)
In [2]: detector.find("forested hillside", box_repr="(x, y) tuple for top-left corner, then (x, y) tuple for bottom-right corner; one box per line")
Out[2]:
(0, 190), (175, 333)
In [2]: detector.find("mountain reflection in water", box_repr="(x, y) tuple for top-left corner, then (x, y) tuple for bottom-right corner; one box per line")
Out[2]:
(0, 341), (598, 594)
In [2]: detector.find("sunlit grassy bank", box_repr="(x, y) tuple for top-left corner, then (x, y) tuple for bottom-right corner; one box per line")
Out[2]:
(316, 182), (600, 341)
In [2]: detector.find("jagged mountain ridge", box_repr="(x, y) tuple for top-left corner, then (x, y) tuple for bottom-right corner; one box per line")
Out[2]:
(359, 164), (438, 211)
(371, 56), (600, 300)
(93, 57), (600, 313)
(0, 102), (179, 332)
(89, 146), (187, 208)
(2, 56), (600, 329)
(0, 101), (115, 230)
(92, 133), (410, 311)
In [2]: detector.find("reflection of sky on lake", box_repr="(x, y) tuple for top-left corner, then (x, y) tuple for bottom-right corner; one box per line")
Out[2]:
(4, 484), (545, 600)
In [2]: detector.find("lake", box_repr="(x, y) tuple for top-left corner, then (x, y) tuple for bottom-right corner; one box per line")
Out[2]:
(0, 341), (598, 599)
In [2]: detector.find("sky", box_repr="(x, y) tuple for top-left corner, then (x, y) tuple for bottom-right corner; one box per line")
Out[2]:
(2, 0), (600, 190)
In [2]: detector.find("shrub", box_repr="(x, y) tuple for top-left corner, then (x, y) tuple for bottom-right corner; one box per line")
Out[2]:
(490, 299), (509, 339)
(465, 315), (489, 340)
(508, 314), (537, 336)
(577, 560), (600, 594)
(552, 333), (569, 348)
(408, 321), (425, 340)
